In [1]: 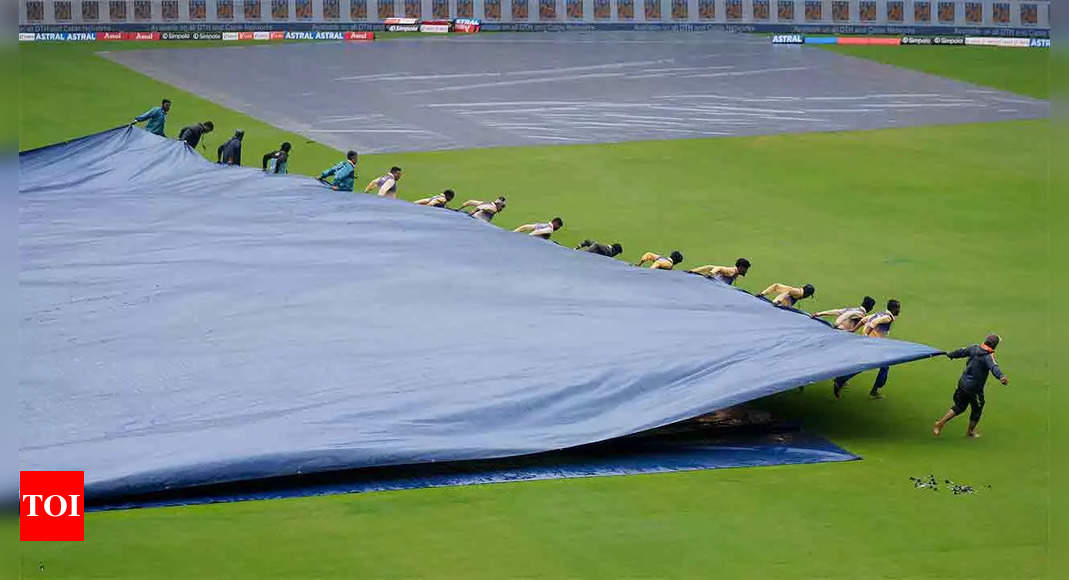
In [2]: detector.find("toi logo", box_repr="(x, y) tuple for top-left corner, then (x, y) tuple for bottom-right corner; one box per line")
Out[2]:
(20, 471), (85, 541)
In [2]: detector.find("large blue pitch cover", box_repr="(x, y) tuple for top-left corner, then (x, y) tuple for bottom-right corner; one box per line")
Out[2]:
(19, 128), (940, 499)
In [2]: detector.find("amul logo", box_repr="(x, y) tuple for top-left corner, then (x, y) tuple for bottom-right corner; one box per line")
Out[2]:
(20, 471), (85, 541)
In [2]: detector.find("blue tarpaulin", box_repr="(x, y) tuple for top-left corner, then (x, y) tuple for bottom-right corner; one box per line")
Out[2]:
(19, 127), (941, 500)
(92, 422), (859, 510)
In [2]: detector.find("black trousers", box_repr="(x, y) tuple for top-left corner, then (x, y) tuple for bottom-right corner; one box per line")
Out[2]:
(834, 366), (889, 390)
(951, 387), (985, 422)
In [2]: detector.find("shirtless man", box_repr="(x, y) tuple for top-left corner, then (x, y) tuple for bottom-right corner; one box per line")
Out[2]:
(635, 251), (684, 270)
(758, 282), (815, 308)
(689, 258), (751, 286)
(514, 218), (564, 239)
(813, 296), (876, 331)
(459, 197), (506, 222)
(414, 189), (455, 208)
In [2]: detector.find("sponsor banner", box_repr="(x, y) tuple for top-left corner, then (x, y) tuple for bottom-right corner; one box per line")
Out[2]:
(454, 22), (481, 33)
(160, 32), (223, 41)
(344, 31), (376, 41)
(476, 22), (1049, 35)
(283, 31), (347, 40)
(420, 20), (452, 34)
(965, 36), (1029, 47)
(31, 32), (97, 41)
(385, 17), (420, 31)
(1029, 38), (1050, 48)
(836, 36), (901, 45)
(901, 35), (966, 45)
(455, 18), (482, 34)
(28, 30), (378, 43)
(803, 36), (837, 44)
(19, 22), (1049, 37)
(771, 34), (804, 44)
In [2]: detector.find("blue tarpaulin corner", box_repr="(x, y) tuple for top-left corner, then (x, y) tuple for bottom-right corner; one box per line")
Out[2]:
(19, 127), (941, 500)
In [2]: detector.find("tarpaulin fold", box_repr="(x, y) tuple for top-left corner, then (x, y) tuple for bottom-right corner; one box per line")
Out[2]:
(19, 127), (940, 499)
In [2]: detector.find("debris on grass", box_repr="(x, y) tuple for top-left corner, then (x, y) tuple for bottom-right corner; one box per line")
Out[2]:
(909, 474), (981, 495)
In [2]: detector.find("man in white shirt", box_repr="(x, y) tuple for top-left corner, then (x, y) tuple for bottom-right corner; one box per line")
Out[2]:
(364, 166), (402, 198)
(414, 189), (454, 208)
(459, 197), (506, 222)
(514, 217), (563, 239)
(812, 296), (876, 331)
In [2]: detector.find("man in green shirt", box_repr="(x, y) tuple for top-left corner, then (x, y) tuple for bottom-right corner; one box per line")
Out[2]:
(132, 99), (171, 136)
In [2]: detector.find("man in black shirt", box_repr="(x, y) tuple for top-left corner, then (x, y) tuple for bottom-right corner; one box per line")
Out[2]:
(576, 239), (623, 258)
(178, 121), (214, 149)
(933, 334), (1009, 438)
(217, 129), (244, 165)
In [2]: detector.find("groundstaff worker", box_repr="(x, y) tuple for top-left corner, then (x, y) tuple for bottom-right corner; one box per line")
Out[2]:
(217, 130), (244, 165)
(460, 197), (506, 222)
(576, 240), (623, 257)
(318, 151), (359, 191)
(933, 334), (1009, 438)
(635, 251), (683, 270)
(514, 218), (564, 239)
(365, 167), (402, 198)
(178, 121), (214, 150)
(689, 258), (751, 286)
(758, 282), (815, 308)
(832, 299), (901, 398)
(132, 99), (171, 136)
(415, 190), (455, 207)
(262, 142), (292, 174)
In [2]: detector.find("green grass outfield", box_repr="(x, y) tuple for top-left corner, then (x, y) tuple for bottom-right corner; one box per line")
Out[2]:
(19, 42), (1053, 577)
(822, 45), (1049, 99)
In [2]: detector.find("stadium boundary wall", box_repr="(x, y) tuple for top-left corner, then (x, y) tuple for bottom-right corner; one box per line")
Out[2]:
(19, 1), (1050, 35)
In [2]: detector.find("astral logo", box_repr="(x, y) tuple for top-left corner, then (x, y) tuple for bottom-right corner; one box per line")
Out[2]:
(20, 471), (85, 541)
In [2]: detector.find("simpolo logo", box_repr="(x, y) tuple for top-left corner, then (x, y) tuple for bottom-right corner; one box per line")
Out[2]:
(20, 471), (85, 542)
(901, 36), (932, 45)
(933, 36), (965, 45)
